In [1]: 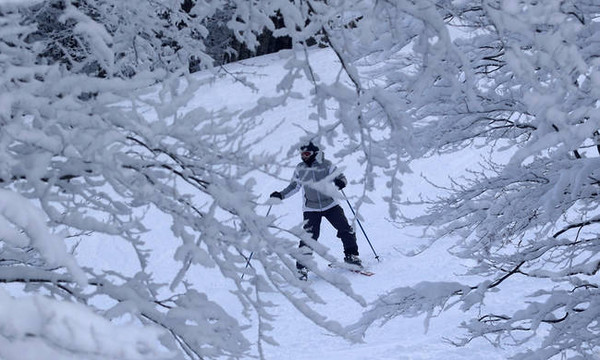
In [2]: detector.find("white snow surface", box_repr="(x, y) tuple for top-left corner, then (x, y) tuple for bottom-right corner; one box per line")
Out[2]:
(112, 47), (528, 359)
(0, 44), (527, 359)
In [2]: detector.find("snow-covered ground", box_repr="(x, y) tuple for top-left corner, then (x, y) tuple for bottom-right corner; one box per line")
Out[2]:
(79, 47), (531, 359)
(190, 48), (533, 360)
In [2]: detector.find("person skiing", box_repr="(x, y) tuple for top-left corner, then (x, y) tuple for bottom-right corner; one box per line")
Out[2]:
(270, 141), (361, 280)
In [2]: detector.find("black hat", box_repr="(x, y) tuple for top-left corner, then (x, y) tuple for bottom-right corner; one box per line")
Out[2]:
(300, 141), (320, 152)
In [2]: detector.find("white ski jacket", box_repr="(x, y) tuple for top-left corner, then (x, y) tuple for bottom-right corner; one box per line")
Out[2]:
(279, 158), (347, 212)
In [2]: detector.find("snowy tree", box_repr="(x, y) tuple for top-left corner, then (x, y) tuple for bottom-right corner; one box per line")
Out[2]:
(322, 1), (600, 359)
(20, 0), (222, 76)
(6, 0), (599, 358)
(0, 1), (368, 359)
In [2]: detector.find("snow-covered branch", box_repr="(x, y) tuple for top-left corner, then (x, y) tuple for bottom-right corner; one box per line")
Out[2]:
(348, 1), (600, 358)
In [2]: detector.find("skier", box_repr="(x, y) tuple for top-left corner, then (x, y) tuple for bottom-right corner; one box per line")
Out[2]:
(270, 141), (361, 280)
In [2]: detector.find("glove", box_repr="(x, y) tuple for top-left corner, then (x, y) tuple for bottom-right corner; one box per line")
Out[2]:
(334, 178), (346, 190)
(270, 191), (283, 199)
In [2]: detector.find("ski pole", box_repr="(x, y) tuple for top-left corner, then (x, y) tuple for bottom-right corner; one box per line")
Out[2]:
(341, 189), (380, 262)
(241, 205), (272, 279)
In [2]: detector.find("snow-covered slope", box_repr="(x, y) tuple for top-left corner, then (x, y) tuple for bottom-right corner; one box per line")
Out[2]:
(147, 47), (524, 360)
(69, 47), (529, 359)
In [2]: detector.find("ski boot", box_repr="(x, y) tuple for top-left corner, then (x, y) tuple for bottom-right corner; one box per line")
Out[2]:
(344, 254), (363, 268)
(297, 267), (308, 281)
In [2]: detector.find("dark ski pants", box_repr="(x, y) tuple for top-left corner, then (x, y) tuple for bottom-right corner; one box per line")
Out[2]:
(296, 205), (359, 270)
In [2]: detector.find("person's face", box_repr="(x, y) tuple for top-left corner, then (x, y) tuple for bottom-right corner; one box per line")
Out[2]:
(301, 150), (314, 162)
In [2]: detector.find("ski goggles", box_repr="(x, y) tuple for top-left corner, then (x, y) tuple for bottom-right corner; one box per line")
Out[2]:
(301, 150), (314, 158)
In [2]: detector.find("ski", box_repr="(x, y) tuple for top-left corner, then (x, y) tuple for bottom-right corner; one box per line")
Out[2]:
(328, 263), (375, 276)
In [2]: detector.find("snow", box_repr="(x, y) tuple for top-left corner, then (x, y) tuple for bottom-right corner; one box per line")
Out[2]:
(0, 189), (87, 286)
(123, 47), (529, 359)
(4, 1), (600, 357)
(0, 0), (43, 7)
(0, 287), (171, 360)
(0, 38), (534, 357)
